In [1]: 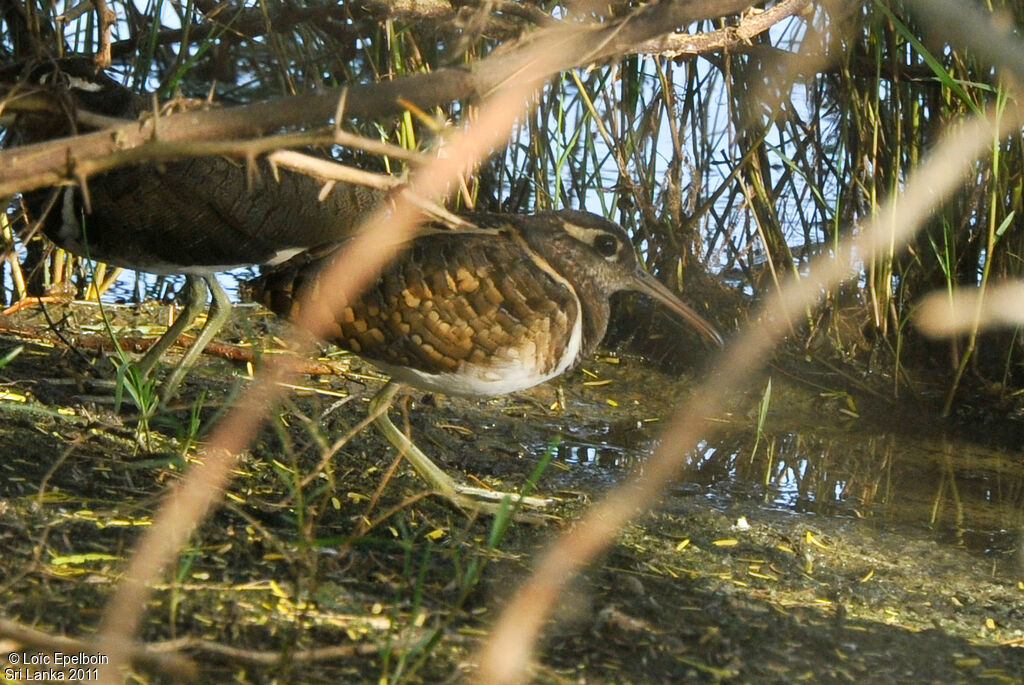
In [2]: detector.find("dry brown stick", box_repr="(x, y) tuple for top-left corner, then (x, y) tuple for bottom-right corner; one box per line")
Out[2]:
(0, 618), (197, 680)
(94, 267), (125, 299)
(145, 636), (383, 664)
(91, 0), (116, 68)
(0, 318), (348, 376)
(635, 0), (812, 56)
(1, 214), (27, 302)
(1, 296), (64, 316)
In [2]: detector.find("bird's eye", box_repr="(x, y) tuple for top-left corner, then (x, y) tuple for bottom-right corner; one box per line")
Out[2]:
(593, 233), (619, 258)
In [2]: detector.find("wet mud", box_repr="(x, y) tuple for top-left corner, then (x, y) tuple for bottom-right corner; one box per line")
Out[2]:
(0, 300), (1021, 682)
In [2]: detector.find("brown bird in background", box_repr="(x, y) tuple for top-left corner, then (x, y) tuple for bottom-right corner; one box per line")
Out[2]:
(1, 57), (383, 400)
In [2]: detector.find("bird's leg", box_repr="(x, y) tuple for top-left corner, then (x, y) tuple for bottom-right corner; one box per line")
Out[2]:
(368, 382), (552, 513)
(159, 276), (232, 402)
(135, 275), (207, 381)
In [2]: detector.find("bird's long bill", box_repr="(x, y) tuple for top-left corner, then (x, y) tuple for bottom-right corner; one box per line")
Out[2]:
(630, 270), (724, 347)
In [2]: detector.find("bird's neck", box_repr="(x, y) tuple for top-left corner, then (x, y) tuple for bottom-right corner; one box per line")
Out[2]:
(517, 229), (612, 358)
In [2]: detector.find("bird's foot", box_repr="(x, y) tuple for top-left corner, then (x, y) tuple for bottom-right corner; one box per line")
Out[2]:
(370, 382), (556, 518)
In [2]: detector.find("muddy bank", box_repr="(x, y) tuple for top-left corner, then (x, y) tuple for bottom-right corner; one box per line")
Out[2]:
(0, 301), (1021, 682)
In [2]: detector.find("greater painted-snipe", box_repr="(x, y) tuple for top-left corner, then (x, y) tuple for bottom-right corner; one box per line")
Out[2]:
(253, 210), (723, 511)
(1, 57), (383, 401)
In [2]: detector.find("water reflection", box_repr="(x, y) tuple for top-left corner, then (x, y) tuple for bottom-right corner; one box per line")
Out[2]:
(101, 268), (253, 303)
(545, 439), (640, 470)
(542, 421), (1024, 559)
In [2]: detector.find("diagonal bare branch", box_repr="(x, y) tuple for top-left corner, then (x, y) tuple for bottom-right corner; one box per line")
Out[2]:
(0, 0), (781, 197)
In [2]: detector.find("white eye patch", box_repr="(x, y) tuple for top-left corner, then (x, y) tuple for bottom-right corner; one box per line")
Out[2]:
(562, 222), (623, 259)
(38, 71), (104, 92)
